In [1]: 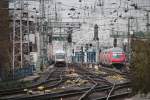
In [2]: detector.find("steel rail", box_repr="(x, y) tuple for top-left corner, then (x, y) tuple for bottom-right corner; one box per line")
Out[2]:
(0, 85), (110, 100)
(78, 76), (98, 100)
(44, 72), (67, 89)
(0, 64), (131, 100)
(76, 65), (113, 86)
(0, 67), (64, 96)
(94, 91), (131, 100)
(106, 83), (116, 100)
(98, 65), (130, 76)
(0, 80), (130, 100)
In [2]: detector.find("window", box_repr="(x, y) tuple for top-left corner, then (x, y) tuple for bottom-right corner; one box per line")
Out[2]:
(56, 54), (65, 59)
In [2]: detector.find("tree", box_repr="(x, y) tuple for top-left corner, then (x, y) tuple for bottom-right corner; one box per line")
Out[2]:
(0, 0), (11, 80)
(131, 38), (150, 94)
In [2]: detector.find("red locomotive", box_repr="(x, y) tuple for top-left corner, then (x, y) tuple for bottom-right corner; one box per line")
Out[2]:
(99, 47), (126, 69)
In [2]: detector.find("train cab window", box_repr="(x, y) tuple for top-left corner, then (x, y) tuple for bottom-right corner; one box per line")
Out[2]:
(112, 48), (123, 52)
(112, 53), (121, 58)
(56, 54), (65, 59)
(111, 48), (124, 58)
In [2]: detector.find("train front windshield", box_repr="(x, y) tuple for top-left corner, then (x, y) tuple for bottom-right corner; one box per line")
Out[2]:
(112, 48), (124, 59)
(56, 54), (65, 59)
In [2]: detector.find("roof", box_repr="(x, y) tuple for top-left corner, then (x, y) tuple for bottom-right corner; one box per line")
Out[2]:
(102, 47), (124, 52)
(55, 50), (65, 54)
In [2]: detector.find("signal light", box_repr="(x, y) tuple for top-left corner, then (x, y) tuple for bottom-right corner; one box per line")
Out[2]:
(67, 33), (72, 43)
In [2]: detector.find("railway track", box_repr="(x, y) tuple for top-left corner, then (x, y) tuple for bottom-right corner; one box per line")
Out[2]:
(81, 63), (131, 81)
(61, 64), (131, 100)
(0, 80), (130, 100)
(0, 66), (67, 97)
(0, 64), (131, 100)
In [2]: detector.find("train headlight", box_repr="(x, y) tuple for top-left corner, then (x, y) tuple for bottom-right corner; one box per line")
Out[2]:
(23, 88), (28, 92)
(38, 86), (44, 91)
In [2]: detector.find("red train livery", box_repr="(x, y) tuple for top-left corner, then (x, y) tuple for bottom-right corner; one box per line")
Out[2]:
(99, 47), (126, 68)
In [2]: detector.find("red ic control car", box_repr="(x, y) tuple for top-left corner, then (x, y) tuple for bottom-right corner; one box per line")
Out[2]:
(99, 47), (126, 69)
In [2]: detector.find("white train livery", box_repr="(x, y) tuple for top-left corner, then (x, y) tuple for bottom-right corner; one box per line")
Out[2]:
(54, 50), (66, 67)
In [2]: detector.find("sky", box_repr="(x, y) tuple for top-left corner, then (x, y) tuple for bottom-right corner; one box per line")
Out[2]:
(9, 0), (150, 47)
(9, 0), (150, 62)
(53, 0), (150, 50)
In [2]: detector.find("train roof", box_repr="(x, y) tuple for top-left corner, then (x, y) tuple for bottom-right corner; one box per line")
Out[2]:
(102, 47), (124, 52)
(55, 50), (65, 54)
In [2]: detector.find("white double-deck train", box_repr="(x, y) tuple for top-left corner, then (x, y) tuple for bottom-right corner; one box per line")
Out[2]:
(54, 50), (66, 67)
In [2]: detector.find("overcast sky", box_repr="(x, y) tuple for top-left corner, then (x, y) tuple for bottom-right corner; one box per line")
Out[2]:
(9, 0), (150, 46)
